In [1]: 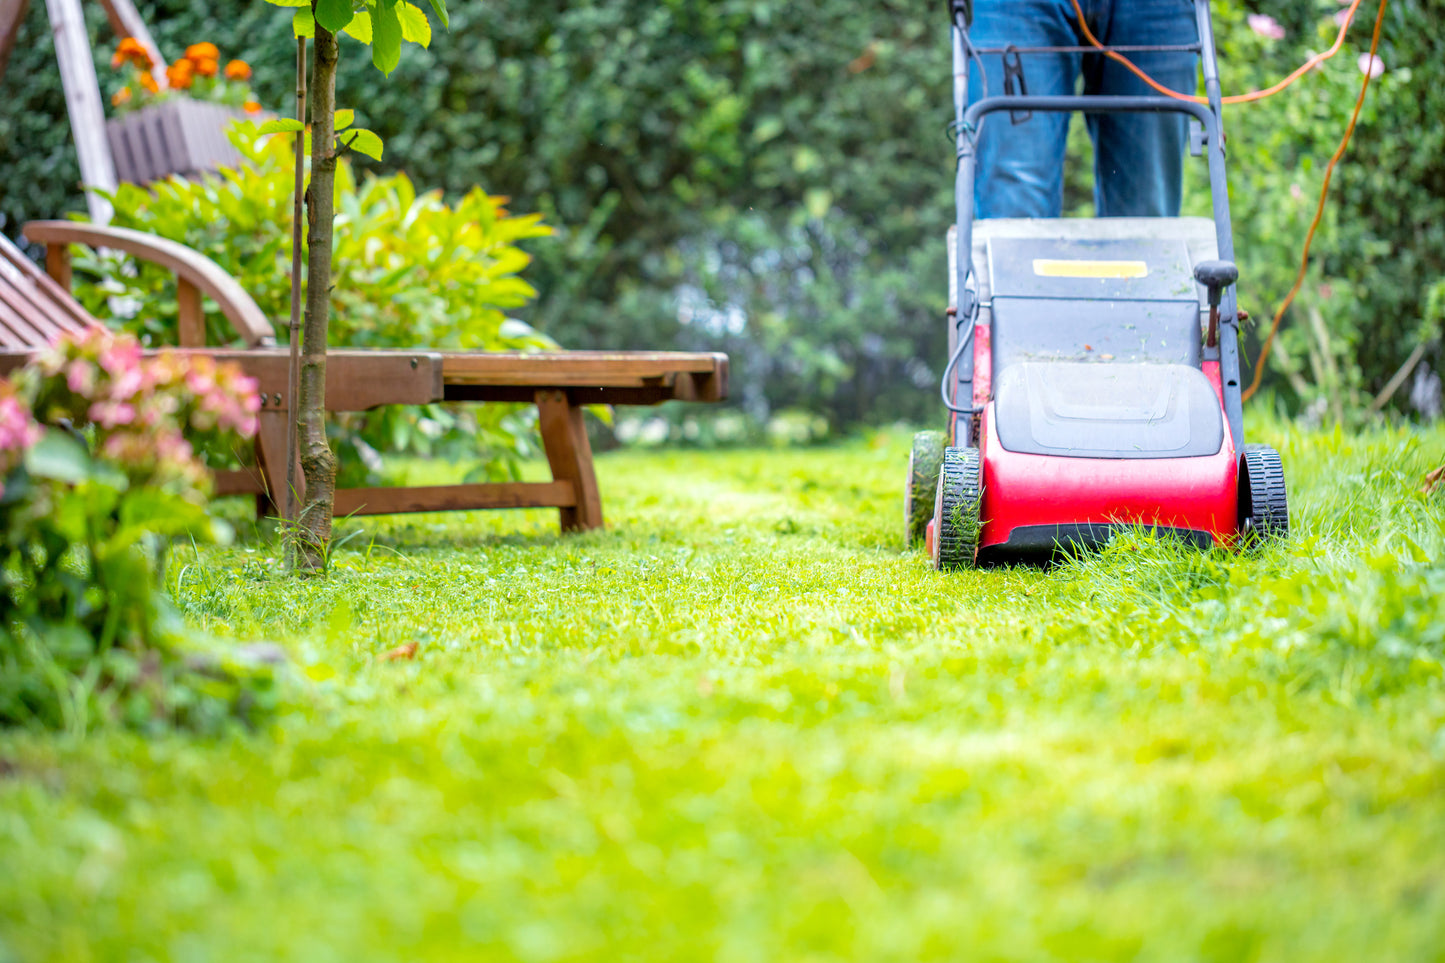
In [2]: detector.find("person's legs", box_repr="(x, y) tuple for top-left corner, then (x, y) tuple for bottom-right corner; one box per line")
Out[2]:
(1082, 0), (1199, 216)
(968, 0), (1080, 218)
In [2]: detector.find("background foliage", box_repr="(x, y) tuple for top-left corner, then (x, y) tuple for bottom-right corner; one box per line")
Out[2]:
(3, 0), (1442, 430)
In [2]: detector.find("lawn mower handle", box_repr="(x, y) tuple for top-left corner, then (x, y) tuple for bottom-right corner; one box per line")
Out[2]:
(948, 0), (1245, 452)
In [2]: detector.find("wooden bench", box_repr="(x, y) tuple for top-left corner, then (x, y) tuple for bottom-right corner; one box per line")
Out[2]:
(1, 222), (728, 532)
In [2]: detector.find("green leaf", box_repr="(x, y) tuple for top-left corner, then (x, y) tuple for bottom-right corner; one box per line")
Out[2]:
(371, 0), (402, 75)
(264, 0), (308, 6)
(24, 431), (90, 484)
(397, 1), (431, 47)
(258, 118), (305, 134)
(343, 9), (373, 43)
(292, 6), (315, 38)
(340, 127), (384, 160)
(314, 0), (354, 33)
(334, 109), (355, 131)
(425, 0), (448, 29)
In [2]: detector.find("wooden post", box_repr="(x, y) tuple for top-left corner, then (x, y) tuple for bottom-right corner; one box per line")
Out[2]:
(45, 0), (117, 224)
(255, 408), (300, 518)
(43, 242), (72, 289)
(535, 389), (603, 532)
(0, 0), (30, 82)
(176, 277), (204, 346)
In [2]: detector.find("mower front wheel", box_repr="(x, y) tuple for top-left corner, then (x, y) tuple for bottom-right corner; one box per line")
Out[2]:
(904, 430), (946, 548)
(932, 446), (983, 571)
(1238, 443), (1289, 544)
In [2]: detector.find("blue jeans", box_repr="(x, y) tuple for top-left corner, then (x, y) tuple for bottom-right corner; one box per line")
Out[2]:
(968, 0), (1199, 218)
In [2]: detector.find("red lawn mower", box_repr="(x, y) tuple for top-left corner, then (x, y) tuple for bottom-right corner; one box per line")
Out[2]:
(907, 0), (1289, 569)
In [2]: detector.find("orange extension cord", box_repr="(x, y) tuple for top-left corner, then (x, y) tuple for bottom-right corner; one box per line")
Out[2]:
(1067, 0), (1366, 105)
(1063, 0), (1389, 400)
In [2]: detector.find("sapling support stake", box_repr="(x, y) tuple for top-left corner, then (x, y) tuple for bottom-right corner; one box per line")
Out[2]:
(284, 36), (306, 534)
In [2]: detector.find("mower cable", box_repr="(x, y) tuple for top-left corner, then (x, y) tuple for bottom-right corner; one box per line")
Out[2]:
(1066, 0), (1368, 106)
(1243, 0), (1388, 401)
(940, 301), (983, 415)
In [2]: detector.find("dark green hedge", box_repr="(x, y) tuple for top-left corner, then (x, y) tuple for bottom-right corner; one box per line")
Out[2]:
(4, 0), (1441, 424)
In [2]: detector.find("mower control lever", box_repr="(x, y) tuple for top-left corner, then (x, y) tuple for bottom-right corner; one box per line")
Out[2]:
(1193, 260), (1238, 349)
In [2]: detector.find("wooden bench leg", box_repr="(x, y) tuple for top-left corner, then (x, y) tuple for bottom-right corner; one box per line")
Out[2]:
(535, 389), (603, 532)
(254, 409), (301, 520)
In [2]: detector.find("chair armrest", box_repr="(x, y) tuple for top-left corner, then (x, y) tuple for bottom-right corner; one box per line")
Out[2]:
(22, 220), (277, 348)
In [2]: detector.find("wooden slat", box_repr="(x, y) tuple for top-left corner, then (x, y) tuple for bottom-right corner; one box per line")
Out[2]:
(0, 296), (64, 348)
(0, 273), (82, 346)
(0, 232), (94, 346)
(0, 350), (31, 377)
(333, 481), (576, 517)
(441, 351), (729, 401)
(446, 384), (689, 406)
(209, 349), (445, 412)
(442, 351), (725, 383)
(213, 468), (264, 496)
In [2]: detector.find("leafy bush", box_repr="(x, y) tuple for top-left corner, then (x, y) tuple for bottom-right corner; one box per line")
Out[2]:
(71, 122), (557, 485)
(1, 327), (276, 732)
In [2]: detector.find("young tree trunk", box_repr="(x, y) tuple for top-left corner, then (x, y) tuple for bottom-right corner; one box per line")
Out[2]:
(295, 16), (339, 571)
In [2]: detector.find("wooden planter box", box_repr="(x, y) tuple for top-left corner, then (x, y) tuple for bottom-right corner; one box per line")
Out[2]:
(106, 98), (250, 185)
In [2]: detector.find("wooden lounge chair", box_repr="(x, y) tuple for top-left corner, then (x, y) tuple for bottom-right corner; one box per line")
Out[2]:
(1, 221), (728, 532)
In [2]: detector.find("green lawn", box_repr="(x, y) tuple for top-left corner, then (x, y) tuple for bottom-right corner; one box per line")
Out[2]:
(3, 421), (1445, 962)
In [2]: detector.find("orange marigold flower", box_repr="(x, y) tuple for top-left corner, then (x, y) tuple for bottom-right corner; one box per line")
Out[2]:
(224, 59), (252, 81)
(166, 58), (194, 90)
(243, 100), (262, 114)
(112, 37), (153, 70)
(184, 42), (219, 62)
(111, 86), (132, 107)
(139, 73), (159, 94)
(193, 57), (219, 78)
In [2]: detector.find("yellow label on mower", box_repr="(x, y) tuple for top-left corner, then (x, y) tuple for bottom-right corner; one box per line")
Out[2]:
(1031, 258), (1149, 279)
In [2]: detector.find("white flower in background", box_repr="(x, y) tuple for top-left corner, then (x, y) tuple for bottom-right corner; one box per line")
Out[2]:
(1358, 52), (1385, 77)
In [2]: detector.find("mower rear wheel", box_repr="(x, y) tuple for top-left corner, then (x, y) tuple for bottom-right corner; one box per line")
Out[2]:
(904, 430), (946, 548)
(1238, 444), (1289, 543)
(932, 446), (983, 571)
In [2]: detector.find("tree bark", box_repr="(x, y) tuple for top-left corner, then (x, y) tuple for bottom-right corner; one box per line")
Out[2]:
(295, 15), (339, 571)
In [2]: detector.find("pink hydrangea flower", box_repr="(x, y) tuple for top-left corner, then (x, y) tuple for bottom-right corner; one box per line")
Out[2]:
(0, 393), (42, 497)
(88, 400), (138, 429)
(1334, 6), (1353, 27)
(1358, 52), (1385, 77)
(98, 338), (143, 377)
(0, 395), (42, 454)
(66, 359), (97, 395)
(22, 326), (260, 495)
(1248, 13), (1286, 40)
